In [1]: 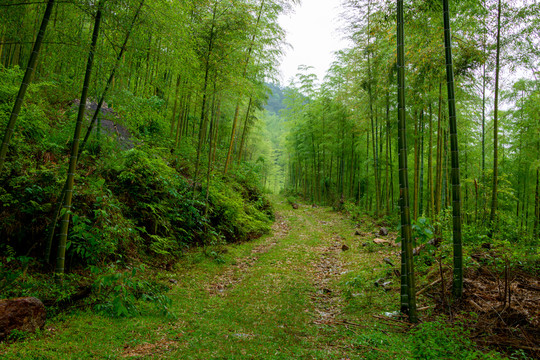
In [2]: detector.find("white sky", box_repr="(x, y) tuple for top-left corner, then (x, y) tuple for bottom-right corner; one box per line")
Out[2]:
(278, 0), (349, 85)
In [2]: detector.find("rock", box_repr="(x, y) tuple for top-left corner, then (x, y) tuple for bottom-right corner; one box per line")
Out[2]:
(341, 244), (350, 251)
(373, 238), (399, 247)
(0, 297), (46, 339)
(379, 227), (389, 236)
(291, 203), (299, 209)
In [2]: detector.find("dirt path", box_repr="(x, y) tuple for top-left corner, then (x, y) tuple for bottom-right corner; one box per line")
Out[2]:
(143, 201), (402, 359)
(0, 199), (406, 359)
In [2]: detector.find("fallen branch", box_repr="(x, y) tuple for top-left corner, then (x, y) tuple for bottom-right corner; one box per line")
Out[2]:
(416, 278), (442, 296)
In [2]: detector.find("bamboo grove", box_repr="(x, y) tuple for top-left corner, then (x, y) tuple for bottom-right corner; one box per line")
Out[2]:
(281, 0), (540, 240)
(277, 0), (540, 317)
(0, 0), (297, 275)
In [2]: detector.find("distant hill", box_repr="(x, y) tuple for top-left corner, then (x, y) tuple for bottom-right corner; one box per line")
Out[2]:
(264, 83), (286, 114)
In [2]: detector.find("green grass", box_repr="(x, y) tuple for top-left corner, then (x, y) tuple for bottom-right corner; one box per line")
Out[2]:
(0, 196), (501, 359)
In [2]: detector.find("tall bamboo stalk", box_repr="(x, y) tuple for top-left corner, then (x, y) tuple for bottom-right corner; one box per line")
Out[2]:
(442, 0), (463, 298)
(397, 0), (417, 322)
(224, 0), (265, 174)
(44, 0), (144, 262)
(489, 0), (502, 237)
(55, 2), (102, 278)
(0, 0), (55, 173)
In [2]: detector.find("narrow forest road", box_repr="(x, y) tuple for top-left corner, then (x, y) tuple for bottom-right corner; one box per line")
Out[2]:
(1, 198), (411, 359)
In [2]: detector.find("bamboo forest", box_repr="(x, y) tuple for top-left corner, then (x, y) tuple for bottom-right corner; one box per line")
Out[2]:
(0, 0), (539, 358)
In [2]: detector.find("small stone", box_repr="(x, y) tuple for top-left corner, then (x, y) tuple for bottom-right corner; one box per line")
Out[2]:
(379, 227), (389, 236)
(0, 297), (46, 339)
(341, 244), (350, 251)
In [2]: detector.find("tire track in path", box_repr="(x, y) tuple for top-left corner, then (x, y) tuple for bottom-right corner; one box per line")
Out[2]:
(206, 214), (291, 296)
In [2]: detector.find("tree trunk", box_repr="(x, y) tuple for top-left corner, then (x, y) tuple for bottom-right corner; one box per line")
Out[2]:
(435, 84), (443, 219)
(535, 168), (539, 237)
(194, 5), (216, 186)
(413, 111), (419, 221)
(385, 90), (391, 214)
(44, 0), (144, 262)
(0, 0), (55, 173)
(419, 111), (425, 217)
(489, 0), (502, 237)
(56, 2), (102, 278)
(236, 97), (253, 163)
(224, 0), (265, 174)
(397, 0), (417, 322)
(442, 0), (463, 298)
(428, 101), (433, 218)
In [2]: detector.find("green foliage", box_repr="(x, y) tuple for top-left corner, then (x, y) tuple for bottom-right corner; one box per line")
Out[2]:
(343, 201), (364, 221)
(411, 320), (503, 359)
(412, 217), (434, 244)
(208, 174), (273, 243)
(0, 252), (31, 297)
(105, 148), (205, 252)
(0, 66), (23, 102)
(91, 264), (174, 319)
(109, 90), (168, 141)
(341, 269), (388, 309)
(0, 255), (84, 305)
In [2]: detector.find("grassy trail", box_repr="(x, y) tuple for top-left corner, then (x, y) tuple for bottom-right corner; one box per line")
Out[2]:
(1, 198), (409, 359)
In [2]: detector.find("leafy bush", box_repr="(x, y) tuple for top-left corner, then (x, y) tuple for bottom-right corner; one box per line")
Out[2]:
(91, 264), (174, 318)
(108, 90), (168, 141)
(343, 201), (363, 221)
(66, 176), (142, 265)
(412, 217), (434, 245)
(106, 148), (205, 247)
(208, 176), (272, 243)
(0, 254), (85, 305)
(412, 320), (501, 359)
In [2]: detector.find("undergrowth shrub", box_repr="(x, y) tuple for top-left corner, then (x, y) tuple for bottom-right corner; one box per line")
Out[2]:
(90, 264), (174, 319)
(105, 148), (206, 255)
(108, 90), (168, 143)
(0, 253), (84, 304)
(0, 79), (275, 272)
(67, 177), (141, 265)
(208, 176), (272, 243)
(412, 320), (501, 359)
